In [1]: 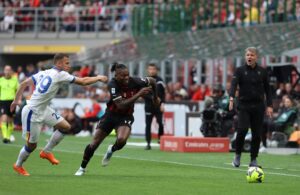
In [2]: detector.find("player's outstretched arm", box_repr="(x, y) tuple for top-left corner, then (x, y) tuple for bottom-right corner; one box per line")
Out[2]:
(10, 77), (34, 112)
(74, 75), (108, 86)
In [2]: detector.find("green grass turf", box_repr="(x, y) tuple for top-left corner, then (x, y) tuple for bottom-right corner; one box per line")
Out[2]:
(0, 132), (299, 195)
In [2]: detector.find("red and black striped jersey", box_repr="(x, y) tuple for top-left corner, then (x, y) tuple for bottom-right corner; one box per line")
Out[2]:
(105, 77), (149, 115)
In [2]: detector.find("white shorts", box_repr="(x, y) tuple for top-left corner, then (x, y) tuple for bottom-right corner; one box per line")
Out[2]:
(22, 105), (64, 143)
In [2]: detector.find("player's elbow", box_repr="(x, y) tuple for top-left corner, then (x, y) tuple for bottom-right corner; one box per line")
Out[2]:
(115, 102), (126, 110)
(75, 78), (89, 86)
(148, 77), (156, 86)
(20, 79), (31, 89)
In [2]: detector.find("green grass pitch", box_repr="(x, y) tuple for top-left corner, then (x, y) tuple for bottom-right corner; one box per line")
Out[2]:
(0, 132), (299, 195)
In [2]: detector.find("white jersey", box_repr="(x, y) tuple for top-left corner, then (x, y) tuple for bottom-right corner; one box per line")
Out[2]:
(28, 67), (75, 117)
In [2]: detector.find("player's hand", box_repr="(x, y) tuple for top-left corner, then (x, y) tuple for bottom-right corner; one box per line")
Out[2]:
(10, 100), (21, 113)
(138, 86), (152, 97)
(98, 75), (108, 83)
(229, 100), (234, 111)
(152, 97), (161, 108)
(160, 103), (165, 112)
(266, 107), (273, 118)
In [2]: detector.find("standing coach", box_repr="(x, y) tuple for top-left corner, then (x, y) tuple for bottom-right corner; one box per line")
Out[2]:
(144, 63), (165, 150)
(229, 47), (273, 167)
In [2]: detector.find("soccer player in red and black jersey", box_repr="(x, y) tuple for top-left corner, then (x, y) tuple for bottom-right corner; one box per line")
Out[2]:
(75, 63), (160, 176)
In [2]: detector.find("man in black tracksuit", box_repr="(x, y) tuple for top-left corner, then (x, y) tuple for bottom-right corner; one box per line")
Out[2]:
(229, 47), (273, 167)
(144, 63), (166, 150)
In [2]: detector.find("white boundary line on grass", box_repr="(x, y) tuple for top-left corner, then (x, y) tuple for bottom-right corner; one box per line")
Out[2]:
(5, 143), (300, 178)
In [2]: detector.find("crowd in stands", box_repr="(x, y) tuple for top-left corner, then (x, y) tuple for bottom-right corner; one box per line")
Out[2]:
(0, 0), (142, 32)
(191, 0), (300, 30)
(1, 0), (300, 32)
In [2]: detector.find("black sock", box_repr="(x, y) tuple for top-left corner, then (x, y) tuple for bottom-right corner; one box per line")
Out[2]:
(112, 144), (118, 152)
(81, 144), (95, 168)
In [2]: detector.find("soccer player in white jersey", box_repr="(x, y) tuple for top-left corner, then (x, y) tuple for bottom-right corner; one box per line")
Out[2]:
(10, 53), (107, 176)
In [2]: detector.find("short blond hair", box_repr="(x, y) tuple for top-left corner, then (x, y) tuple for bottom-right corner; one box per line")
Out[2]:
(245, 47), (258, 56)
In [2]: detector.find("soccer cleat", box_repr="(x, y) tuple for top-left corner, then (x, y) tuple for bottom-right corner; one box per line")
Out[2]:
(13, 164), (30, 176)
(144, 145), (151, 150)
(232, 154), (241, 168)
(3, 138), (10, 144)
(74, 167), (86, 176)
(102, 145), (113, 167)
(40, 150), (60, 165)
(249, 159), (258, 167)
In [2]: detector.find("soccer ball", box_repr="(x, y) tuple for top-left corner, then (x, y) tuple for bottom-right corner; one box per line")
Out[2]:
(246, 167), (265, 183)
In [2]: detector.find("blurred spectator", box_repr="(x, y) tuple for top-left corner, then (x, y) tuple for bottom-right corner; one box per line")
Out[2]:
(21, 12), (33, 31)
(227, 3), (242, 26)
(80, 0), (94, 31)
(173, 91), (184, 101)
(0, 10), (15, 31)
(25, 64), (37, 77)
(16, 66), (26, 82)
(284, 83), (297, 98)
(296, 2), (300, 21)
(275, 82), (286, 99)
(77, 96), (104, 137)
(40, 0), (55, 7)
(30, 0), (41, 7)
(0, 1), (4, 19)
(63, 0), (75, 14)
(262, 95), (298, 148)
(41, 10), (55, 31)
(88, 65), (97, 77)
(63, 12), (76, 31)
(173, 81), (188, 99)
(243, 0), (260, 26)
(191, 84), (211, 101)
(79, 65), (90, 77)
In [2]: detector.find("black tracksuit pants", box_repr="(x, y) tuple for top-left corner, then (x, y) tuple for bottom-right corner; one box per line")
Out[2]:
(145, 111), (164, 145)
(235, 102), (265, 160)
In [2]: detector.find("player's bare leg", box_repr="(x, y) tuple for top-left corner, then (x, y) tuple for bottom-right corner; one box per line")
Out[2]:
(40, 119), (71, 165)
(75, 129), (108, 176)
(102, 126), (131, 167)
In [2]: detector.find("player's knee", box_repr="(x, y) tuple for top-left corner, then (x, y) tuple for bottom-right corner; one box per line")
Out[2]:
(65, 123), (71, 131)
(59, 123), (71, 132)
(117, 137), (127, 147)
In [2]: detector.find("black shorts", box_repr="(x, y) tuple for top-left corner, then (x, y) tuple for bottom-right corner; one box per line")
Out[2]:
(96, 112), (134, 134)
(0, 100), (14, 117)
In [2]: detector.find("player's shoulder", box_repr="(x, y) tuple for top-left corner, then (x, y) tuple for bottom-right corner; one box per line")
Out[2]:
(58, 70), (72, 76)
(11, 76), (19, 82)
(108, 78), (117, 87)
(155, 76), (163, 82)
(131, 76), (147, 83)
(257, 65), (267, 71)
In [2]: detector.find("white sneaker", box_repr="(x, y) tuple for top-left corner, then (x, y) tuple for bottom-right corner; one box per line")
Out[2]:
(259, 146), (267, 153)
(76, 131), (91, 137)
(74, 167), (86, 176)
(102, 145), (113, 167)
(10, 135), (15, 142)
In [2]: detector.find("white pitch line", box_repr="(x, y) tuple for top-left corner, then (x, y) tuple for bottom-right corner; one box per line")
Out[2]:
(4, 143), (300, 178)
